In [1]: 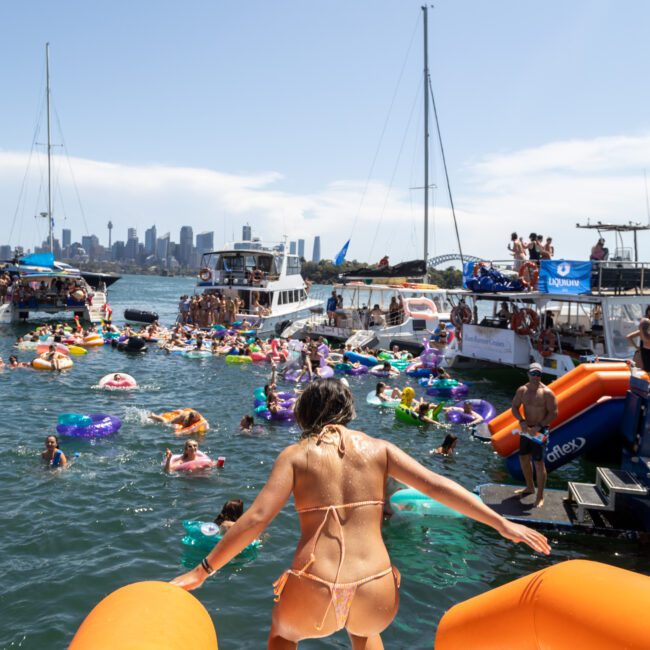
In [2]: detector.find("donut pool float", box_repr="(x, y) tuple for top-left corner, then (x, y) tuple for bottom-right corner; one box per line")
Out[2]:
(32, 357), (74, 371)
(99, 373), (138, 390)
(56, 413), (122, 437)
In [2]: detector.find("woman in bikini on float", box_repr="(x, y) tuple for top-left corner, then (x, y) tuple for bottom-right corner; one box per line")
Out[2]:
(171, 379), (550, 649)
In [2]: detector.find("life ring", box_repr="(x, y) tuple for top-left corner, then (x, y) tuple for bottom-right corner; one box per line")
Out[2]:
(450, 304), (472, 330)
(537, 329), (557, 357)
(518, 261), (539, 290)
(510, 308), (540, 336)
(199, 268), (212, 282)
(472, 261), (489, 277)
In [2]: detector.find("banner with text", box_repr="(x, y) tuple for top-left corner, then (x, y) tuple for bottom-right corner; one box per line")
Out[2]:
(539, 260), (592, 295)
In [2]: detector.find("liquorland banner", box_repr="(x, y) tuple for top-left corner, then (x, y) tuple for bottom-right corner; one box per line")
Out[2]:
(539, 260), (592, 294)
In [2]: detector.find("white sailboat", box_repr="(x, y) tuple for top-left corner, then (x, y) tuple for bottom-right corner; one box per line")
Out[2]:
(0, 44), (110, 324)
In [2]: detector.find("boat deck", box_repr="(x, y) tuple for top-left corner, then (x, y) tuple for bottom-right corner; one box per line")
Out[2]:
(477, 483), (642, 538)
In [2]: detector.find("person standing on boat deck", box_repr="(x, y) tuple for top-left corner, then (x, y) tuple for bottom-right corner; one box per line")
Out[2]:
(171, 379), (549, 649)
(527, 233), (541, 264)
(326, 291), (338, 326)
(511, 362), (558, 508)
(627, 318), (650, 371)
(543, 237), (554, 259)
(508, 232), (526, 271)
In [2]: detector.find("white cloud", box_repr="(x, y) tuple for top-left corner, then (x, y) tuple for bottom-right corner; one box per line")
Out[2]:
(2, 132), (649, 266)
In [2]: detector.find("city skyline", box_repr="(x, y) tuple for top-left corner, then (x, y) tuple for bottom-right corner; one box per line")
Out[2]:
(1, 223), (324, 269)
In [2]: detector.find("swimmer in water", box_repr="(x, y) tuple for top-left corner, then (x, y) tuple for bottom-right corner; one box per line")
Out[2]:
(240, 415), (254, 432)
(8, 355), (29, 369)
(433, 433), (458, 456)
(42, 435), (67, 468)
(214, 499), (245, 534)
(171, 379), (549, 647)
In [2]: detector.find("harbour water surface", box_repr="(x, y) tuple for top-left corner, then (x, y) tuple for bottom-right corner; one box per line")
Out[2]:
(1, 275), (648, 648)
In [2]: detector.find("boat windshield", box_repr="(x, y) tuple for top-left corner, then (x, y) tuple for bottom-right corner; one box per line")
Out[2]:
(607, 303), (643, 358)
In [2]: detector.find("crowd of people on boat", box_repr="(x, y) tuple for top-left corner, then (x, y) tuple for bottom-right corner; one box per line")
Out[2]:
(507, 232), (555, 270)
(0, 272), (90, 306)
(178, 290), (272, 328)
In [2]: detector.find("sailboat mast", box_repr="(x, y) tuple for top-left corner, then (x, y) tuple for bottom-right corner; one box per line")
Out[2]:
(45, 42), (53, 254)
(422, 5), (429, 276)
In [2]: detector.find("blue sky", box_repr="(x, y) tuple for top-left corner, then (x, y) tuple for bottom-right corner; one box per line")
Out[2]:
(2, 0), (650, 263)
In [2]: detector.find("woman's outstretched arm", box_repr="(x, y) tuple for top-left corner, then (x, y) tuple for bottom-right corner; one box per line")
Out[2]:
(385, 441), (551, 555)
(170, 446), (295, 590)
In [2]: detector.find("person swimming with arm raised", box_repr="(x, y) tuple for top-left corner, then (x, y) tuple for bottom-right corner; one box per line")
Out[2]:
(171, 379), (549, 649)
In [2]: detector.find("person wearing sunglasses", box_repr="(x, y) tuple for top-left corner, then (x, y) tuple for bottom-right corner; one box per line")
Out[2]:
(511, 362), (558, 508)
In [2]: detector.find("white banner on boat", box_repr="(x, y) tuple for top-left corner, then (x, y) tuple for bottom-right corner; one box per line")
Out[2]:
(461, 324), (530, 365)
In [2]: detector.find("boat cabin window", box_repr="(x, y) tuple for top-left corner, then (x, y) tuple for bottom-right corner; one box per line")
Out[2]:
(607, 303), (643, 358)
(286, 256), (301, 276)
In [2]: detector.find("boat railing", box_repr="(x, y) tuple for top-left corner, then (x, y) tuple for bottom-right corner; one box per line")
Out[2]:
(466, 259), (650, 296)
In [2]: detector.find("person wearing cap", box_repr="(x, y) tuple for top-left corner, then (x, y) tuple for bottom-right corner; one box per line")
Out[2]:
(510, 363), (559, 508)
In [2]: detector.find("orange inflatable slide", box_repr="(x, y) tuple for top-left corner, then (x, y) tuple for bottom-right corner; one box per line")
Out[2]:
(436, 560), (650, 650)
(489, 362), (635, 457)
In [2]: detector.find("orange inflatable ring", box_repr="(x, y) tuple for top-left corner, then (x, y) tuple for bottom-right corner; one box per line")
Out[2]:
(70, 581), (218, 649)
(160, 409), (210, 435)
(450, 304), (472, 330)
(510, 308), (540, 336)
(518, 261), (539, 289)
(537, 329), (557, 357)
(199, 268), (212, 282)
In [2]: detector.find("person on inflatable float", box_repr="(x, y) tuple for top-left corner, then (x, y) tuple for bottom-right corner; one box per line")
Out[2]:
(171, 379), (549, 648)
(40, 344), (65, 371)
(164, 439), (213, 473)
(213, 499), (245, 534)
(445, 401), (484, 426)
(150, 409), (203, 430)
(375, 382), (402, 403)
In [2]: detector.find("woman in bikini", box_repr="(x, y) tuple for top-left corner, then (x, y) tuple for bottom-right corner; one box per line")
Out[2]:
(171, 379), (549, 649)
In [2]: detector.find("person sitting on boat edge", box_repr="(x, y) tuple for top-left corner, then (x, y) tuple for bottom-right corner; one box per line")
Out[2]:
(170, 378), (549, 648)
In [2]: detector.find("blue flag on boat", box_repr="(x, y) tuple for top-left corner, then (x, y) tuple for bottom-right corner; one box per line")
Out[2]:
(334, 239), (350, 266)
(538, 260), (592, 294)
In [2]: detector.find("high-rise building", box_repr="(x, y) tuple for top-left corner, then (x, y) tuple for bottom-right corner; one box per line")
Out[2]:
(145, 225), (157, 256)
(242, 224), (252, 241)
(112, 240), (125, 261)
(312, 236), (321, 263)
(156, 234), (170, 262)
(0, 245), (12, 260)
(289, 241), (297, 255)
(179, 226), (193, 266)
(298, 239), (305, 259)
(62, 229), (71, 248)
(196, 231), (214, 257)
(125, 230), (139, 261)
(82, 235), (100, 261)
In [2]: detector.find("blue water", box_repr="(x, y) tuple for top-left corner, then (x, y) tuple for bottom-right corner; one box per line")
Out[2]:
(0, 275), (647, 649)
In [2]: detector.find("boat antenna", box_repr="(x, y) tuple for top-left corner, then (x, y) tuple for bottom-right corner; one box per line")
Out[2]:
(422, 5), (430, 276)
(42, 42), (54, 255)
(644, 169), (650, 226)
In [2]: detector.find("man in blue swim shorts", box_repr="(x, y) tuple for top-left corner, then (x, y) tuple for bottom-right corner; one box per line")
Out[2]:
(511, 362), (558, 507)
